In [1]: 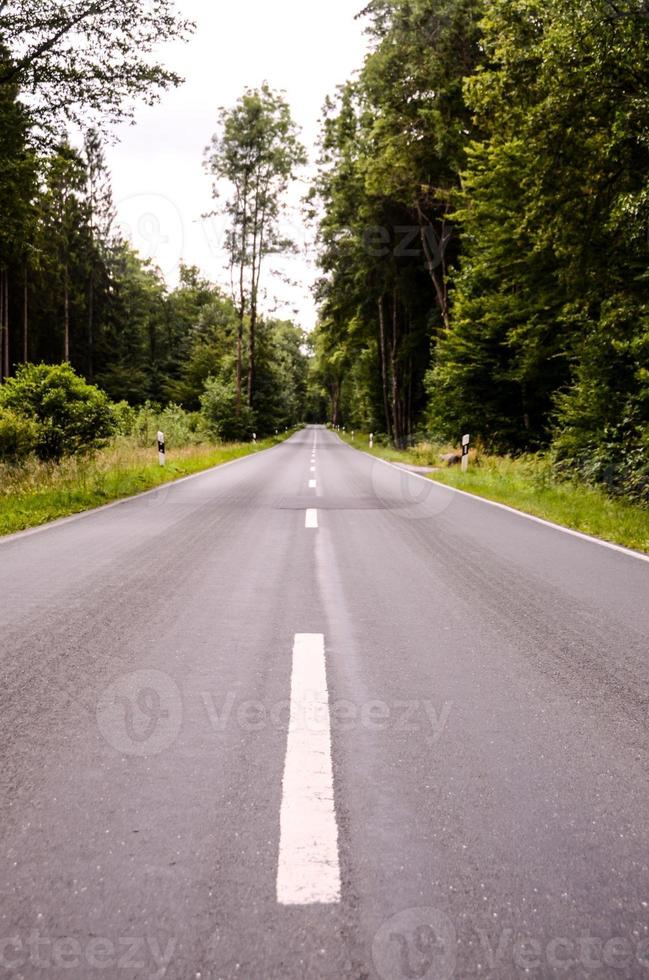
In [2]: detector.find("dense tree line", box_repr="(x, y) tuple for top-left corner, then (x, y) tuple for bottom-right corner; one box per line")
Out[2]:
(312, 0), (649, 501)
(0, 6), (308, 441)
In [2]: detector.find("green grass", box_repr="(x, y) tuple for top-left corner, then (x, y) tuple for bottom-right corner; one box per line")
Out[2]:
(339, 431), (649, 554)
(0, 433), (290, 537)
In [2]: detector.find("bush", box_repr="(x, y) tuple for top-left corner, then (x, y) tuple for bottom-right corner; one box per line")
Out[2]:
(125, 401), (206, 448)
(112, 400), (137, 436)
(159, 404), (206, 447)
(200, 377), (255, 442)
(0, 363), (116, 462)
(0, 407), (38, 463)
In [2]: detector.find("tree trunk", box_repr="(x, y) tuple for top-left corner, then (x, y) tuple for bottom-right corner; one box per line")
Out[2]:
(390, 292), (402, 448)
(247, 182), (269, 410)
(247, 305), (256, 407)
(236, 317), (243, 414)
(63, 262), (70, 362)
(23, 264), (29, 363)
(330, 381), (340, 428)
(416, 204), (451, 331)
(87, 274), (94, 380)
(2, 268), (9, 380)
(0, 268), (5, 382)
(235, 175), (250, 417)
(378, 295), (392, 440)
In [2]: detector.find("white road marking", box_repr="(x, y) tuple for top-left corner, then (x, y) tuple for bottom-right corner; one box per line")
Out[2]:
(342, 437), (649, 564)
(305, 509), (318, 529)
(309, 479), (317, 489)
(310, 466), (316, 473)
(276, 633), (341, 905)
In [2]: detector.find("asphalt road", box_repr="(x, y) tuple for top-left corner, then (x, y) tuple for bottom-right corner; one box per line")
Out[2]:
(1, 425), (648, 980)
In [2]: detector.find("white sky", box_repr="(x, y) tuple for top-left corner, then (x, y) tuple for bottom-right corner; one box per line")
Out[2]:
(106, 0), (369, 332)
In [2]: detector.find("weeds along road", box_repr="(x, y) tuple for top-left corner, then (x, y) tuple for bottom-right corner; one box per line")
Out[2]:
(1, 425), (648, 980)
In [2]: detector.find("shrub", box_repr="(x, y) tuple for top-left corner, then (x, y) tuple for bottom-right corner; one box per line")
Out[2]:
(0, 363), (116, 462)
(126, 401), (206, 448)
(0, 407), (38, 463)
(111, 400), (137, 436)
(158, 404), (206, 447)
(200, 377), (255, 442)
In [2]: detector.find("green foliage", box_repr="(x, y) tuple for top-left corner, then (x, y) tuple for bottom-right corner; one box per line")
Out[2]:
(0, 406), (37, 462)
(200, 378), (255, 442)
(0, 0), (193, 137)
(0, 434), (291, 536)
(206, 84), (307, 409)
(126, 401), (205, 449)
(430, 0), (649, 470)
(111, 400), (137, 436)
(313, 0), (649, 503)
(553, 300), (649, 503)
(0, 362), (115, 461)
(311, 0), (483, 443)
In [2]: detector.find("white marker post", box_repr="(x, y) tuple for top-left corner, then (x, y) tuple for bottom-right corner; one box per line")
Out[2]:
(369, 433), (374, 449)
(157, 431), (165, 467)
(253, 432), (257, 445)
(462, 433), (470, 472)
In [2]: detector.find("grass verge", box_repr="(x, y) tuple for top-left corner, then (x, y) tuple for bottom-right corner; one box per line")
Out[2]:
(338, 431), (649, 554)
(0, 433), (290, 537)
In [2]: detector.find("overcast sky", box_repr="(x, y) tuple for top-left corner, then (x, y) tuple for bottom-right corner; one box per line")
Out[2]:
(105, 0), (369, 332)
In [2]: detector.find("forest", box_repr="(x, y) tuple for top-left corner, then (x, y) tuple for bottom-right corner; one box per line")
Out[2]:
(311, 0), (649, 503)
(1, 0), (648, 508)
(0, 2), (310, 450)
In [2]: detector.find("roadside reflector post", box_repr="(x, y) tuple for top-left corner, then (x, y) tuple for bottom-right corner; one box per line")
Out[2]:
(369, 433), (374, 449)
(253, 432), (257, 444)
(352, 430), (355, 441)
(157, 430), (166, 466)
(462, 433), (470, 472)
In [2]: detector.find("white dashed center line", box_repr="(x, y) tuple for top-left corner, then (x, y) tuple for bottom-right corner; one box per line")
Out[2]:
(276, 633), (341, 905)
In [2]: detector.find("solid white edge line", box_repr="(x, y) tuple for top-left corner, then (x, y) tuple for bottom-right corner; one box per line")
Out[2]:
(305, 509), (318, 529)
(276, 633), (341, 906)
(337, 435), (649, 565)
(0, 433), (296, 546)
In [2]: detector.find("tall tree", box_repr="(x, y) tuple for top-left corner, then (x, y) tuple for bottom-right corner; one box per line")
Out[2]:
(83, 128), (115, 379)
(205, 84), (306, 412)
(0, 45), (37, 379)
(38, 144), (89, 362)
(429, 0), (649, 472)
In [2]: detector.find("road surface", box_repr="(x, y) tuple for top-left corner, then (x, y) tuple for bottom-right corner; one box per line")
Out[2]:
(1, 426), (648, 979)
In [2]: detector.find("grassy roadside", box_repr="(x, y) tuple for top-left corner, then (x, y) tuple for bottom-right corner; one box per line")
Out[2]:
(0, 433), (291, 537)
(338, 431), (649, 554)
